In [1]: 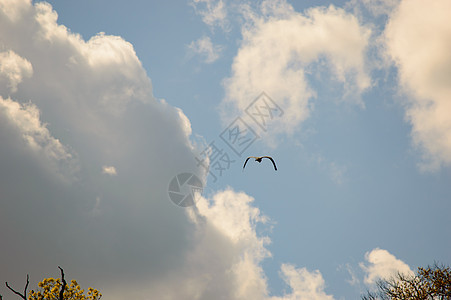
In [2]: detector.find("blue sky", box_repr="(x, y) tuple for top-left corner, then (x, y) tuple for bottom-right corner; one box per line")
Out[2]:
(1, 0), (450, 299)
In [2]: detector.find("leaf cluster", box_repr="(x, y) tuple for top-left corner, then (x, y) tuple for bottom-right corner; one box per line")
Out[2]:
(4, 268), (101, 300)
(29, 278), (101, 300)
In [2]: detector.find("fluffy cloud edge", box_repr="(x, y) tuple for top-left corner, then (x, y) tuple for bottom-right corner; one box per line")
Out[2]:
(360, 248), (414, 285)
(221, 1), (372, 141)
(384, 0), (451, 171)
(0, 50), (33, 94)
(190, 0), (229, 30)
(187, 36), (223, 63)
(0, 96), (78, 179)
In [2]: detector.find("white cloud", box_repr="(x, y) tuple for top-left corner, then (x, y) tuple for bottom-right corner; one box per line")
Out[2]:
(342, 263), (360, 286)
(0, 1), (361, 299)
(184, 189), (271, 299)
(0, 0), (29, 22)
(102, 165), (117, 176)
(102, 188), (270, 300)
(222, 1), (371, 139)
(0, 96), (77, 178)
(142, 188), (337, 300)
(0, 2), (317, 300)
(0, 50), (33, 94)
(188, 36), (223, 63)
(191, 0), (228, 30)
(271, 264), (335, 300)
(384, 0), (451, 170)
(0, 1), (203, 299)
(360, 248), (414, 285)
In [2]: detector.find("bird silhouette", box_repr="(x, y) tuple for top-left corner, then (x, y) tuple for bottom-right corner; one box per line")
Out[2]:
(243, 156), (277, 171)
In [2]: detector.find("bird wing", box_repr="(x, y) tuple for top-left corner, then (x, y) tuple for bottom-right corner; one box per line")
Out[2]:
(243, 157), (253, 169)
(263, 156), (277, 171)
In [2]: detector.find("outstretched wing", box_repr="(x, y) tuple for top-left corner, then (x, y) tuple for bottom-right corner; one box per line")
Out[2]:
(243, 157), (254, 170)
(263, 156), (277, 171)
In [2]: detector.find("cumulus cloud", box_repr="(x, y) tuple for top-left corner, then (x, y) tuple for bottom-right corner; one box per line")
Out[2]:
(188, 36), (223, 63)
(360, 248), (414, 285)
(221, 0), (372, 139)
(0, 1), (343, 300)
(0, 0), (202, 298)
(0, 1), (383, 299)
(135, 188), (336, 300)
(179, 189), (270, 299)
(384, 0), (451, 170)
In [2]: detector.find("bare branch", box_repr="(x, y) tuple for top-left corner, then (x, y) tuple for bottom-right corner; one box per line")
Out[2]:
(24, 274), (29, 299)
(362, 264), (451, 299)
(58, 266), (67, 300)
(5, 274), (29, 300)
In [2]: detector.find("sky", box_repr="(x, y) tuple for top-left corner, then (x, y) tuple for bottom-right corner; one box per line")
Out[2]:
(0, 0), (450, 299)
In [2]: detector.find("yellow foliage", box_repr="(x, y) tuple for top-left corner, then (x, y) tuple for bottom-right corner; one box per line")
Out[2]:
(28, 277), (101, 300)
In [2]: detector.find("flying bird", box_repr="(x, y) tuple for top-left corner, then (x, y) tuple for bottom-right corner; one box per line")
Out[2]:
(243, 156), (277, 171)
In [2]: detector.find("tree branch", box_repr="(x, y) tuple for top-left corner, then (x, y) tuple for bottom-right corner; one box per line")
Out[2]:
(24, 274), (29, 299)
(5, 274), (29, 300)
(58, 266), (67, 300)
